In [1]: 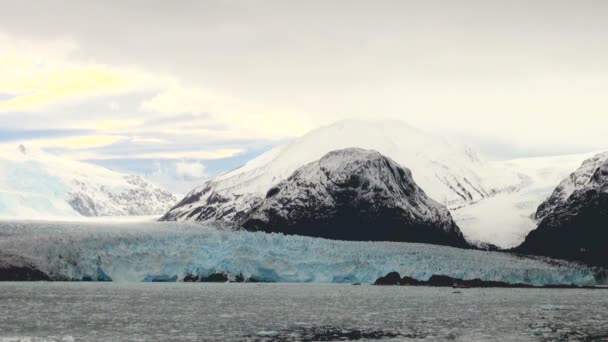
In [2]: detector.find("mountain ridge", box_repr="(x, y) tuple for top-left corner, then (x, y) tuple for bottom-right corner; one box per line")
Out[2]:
(162, 120), (520, 227)
(239, 148), (470, 247)
(517, 152), (608, 267)
(0, 144), (177, 218)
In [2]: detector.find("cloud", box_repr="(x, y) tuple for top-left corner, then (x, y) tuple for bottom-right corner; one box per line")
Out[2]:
(87, 143), (276, 195)
(54, 147), (245, 161)
(141, 85), (313, 139)
(140, 86), (224, 115)
(0, 128), (92, 142)
(92, 119), (143, 131)
(0, 33), (306, 160)
(114, 148), (244, 160)
(7, 134), (124, 150)
(1, 2), (608, 164)
(175, 161), (207, 180)
(0, 51), (160, 112)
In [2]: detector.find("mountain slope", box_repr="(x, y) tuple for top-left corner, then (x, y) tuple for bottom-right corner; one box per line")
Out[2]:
(517, 152), (608, 267)
(535, 152), (608, 222)
(0, 145), (177, 218)
(240, 148), (469, 247)
(162, 120), (519, 225)
(451, 152), (599, 248)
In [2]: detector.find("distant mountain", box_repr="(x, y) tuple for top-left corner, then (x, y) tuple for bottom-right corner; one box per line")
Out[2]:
(517, 152), (608, 267)
(240, 148), (470, 247)
(0, 145), (177, 218)
(162, 120), (519, 225)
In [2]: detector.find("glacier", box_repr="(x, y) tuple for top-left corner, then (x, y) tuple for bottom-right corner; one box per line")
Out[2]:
(0, 221), (603, 285)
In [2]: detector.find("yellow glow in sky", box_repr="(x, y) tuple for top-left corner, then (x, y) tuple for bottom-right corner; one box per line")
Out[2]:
(28, 135), (123, 149)
(0, 53), (152, 111)
(93, 119), (143, 131)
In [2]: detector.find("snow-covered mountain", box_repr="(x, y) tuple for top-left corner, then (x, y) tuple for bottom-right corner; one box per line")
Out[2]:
(517, 152), (608, 267)
(240, 148), (469, 247)
(0, 145), (177, 218)
(162, 120), (520, 226)
(535, 151), (608, 222)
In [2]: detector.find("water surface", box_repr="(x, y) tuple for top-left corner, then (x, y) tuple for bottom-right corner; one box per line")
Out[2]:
(1, 283), (607, 341)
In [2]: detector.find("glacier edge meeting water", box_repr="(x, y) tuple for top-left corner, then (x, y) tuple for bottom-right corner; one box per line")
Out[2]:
(0, 221), (602, 285)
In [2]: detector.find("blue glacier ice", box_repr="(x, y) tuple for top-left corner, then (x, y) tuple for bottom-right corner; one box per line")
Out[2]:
(0, 160), (76, 217)
(0, 220), (603, 285)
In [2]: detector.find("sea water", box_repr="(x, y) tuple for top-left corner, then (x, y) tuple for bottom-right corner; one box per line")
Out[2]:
(0, 283), (607, 341)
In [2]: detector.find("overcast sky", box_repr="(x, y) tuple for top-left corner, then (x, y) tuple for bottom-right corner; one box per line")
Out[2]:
(0, 0), (607, 190)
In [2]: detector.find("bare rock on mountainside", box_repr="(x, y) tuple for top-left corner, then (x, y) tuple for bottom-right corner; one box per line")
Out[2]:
(161, 120), (519, 230)
(239, 148), (470, 248)
(518, 152), (608, 267)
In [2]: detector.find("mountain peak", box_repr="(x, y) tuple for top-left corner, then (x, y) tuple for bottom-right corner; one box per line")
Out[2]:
(161, 120), (519, 235)
(240, 148), (469, 247)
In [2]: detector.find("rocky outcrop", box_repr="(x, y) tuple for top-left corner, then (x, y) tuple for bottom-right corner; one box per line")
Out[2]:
(535, 152), (608, 222)
(0, 253), (50, 281)
(181, 272), (264, 283)
(518, 155), (608, 267)
(373, 271), (402, 285)
(183, 272), (229, 282)
(240, 148), (470, 248)
(0, 265), (50, 281)
(372, 272), (596, 288)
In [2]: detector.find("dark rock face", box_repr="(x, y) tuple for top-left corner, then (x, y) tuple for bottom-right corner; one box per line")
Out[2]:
(518, 157), (608, 268)
(0, 265), (50, 281)
(160, 184), (259, 223)
(373, 271), (402, 285)
(519, 190), (608, 267)
(182, 272), (265, 283)
(0, 253), (50, 281)
(372, 272), (593, 288)
(240, 148), (470, 248)
(183, 272), (229, 282)
(245, 326), (402, 341)
(535, 152), (608, 222)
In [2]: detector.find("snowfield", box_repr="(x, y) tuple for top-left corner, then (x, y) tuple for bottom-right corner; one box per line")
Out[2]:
(0, 221), (602, 285)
